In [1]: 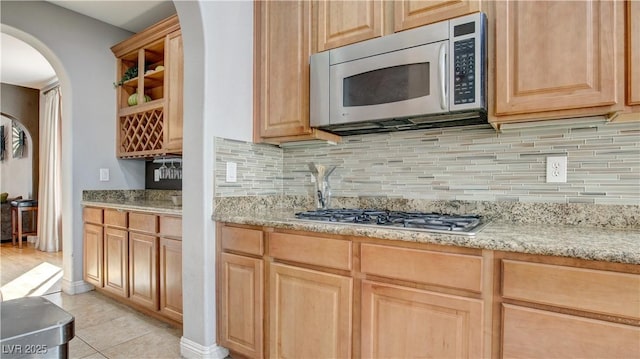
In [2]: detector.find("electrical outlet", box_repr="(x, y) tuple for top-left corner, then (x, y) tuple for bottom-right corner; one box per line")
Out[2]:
(154, 169), (160, 182)
(226, 162), (237, 182)
(99, 168), (109, 182)
(546, 156), (567, 183)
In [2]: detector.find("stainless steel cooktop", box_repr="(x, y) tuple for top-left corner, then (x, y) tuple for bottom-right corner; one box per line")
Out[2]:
(294, 209), (489, 236)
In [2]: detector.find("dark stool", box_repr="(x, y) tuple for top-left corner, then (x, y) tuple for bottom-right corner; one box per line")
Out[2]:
(10, 199), (38, 249)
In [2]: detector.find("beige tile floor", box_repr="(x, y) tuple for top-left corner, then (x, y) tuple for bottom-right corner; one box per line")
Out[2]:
(1, 242), (183, 359)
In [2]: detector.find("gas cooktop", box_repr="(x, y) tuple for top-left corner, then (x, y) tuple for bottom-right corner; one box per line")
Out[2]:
(294, 209), (488, 236)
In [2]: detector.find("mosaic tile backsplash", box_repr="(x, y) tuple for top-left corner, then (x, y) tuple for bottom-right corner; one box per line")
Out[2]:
(215, 120), (640, 205)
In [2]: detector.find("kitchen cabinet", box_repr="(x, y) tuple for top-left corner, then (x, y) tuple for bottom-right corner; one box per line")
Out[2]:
(159, 216), (183, 323)
(269, 262), (352, 359)
(492, 0), (624, 125)
(253, 0), (340, 145)
(315, 0), (481, 52)
(111, 15), (183, 158)
(359, 243), (485, 358)
(82, 207), (103, 287)
(82, 206), (182, 325)
(103, 227), (129, 298)
(217, 226), (264, 358)
(315, 1), (383, 52)
(500, 256), (640, 358)
(128, 212), (159, 310)
(361, 281), (483, 358)
(393, 0), (481, 32)
(618, 0), (640, 120)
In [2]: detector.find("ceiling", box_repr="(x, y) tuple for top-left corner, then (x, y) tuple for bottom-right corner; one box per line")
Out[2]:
(1, 0), (176, 90)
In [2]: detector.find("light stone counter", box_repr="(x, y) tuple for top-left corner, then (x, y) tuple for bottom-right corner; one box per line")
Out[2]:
(213, 209), (640, 265)
(82, 199), (182, 216)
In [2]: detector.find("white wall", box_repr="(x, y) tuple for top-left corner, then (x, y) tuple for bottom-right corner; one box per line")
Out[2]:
(174, 1), (253, 357)
(0, 116), (32, 199)
(1, 1), (145, 292)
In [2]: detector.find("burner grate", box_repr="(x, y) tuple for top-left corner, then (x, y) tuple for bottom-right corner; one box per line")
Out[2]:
(295, 209), (486, 235)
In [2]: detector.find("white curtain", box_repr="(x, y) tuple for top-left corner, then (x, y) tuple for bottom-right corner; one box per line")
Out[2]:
(36, 87), (62, 252)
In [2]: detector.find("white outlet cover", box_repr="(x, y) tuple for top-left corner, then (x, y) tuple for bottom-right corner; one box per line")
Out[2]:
(226, 162), (237, 182)
(154, 169), (160, 182)
(546, 156), (567, 183)
(99, 168), (109, 182)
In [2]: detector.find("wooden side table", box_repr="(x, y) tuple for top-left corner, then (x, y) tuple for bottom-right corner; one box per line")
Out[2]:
(10, 200), (38, 248)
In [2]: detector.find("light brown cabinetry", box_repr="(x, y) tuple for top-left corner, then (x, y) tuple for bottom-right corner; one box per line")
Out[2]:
(316, 1), (383, 52)
(218, 226), (264, 358)
(82, 206), (182, 325)
(128, 212), (159, 310)
(361, 281), (483, 358)
(111, 15), (183, 158)
(492, 0), (623, 125)
(269, 262), (352, 359)
(500, 256), (640, 358)
(620, 1), (640, 120)
(159, 216), (183, 323)
(253, 1), (340, 144)
(83, 207), (104, 287)
(103, 227), (129, 298)
(394, 0), (481, 32)
(315, 0), (481, 51)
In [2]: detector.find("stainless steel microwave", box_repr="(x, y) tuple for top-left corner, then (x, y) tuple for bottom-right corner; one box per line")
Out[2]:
(310, 13), (487, 135)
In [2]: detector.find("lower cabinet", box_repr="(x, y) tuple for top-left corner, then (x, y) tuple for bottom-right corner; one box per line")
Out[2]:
(502, 304), (640, 359)
(129, 232), (159, 310)
(361, 281), (483, 358)
(82, 206), (182, 325)
(103, 227), (129, 298)
(269, 262), (352, 359)
(83, 223), (103, 287)
(219, 252), (263, 358)
(160, 237), (184, 322)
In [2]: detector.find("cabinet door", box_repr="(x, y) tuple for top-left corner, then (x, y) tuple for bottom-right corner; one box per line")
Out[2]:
(316, 0), (383, 52)
(159, 237), (182, 322)
(103, 227), (129, 297)
(502, 304), (640, 359)
(361, 281), (483, 358)
(165, 31), (183, 151)
(83, 223), (103, 287)
(495, 1), (620, 116)
(628, 1), (640, 106)
(270, 262), (352, 358)
(219, 253), (264, 358)
(254, 1), (312, 138)
(129, 232), (159, 310)
(394, 0), (480, 32)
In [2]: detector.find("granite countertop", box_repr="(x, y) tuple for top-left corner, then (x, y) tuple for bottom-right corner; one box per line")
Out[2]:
(82, 199), (182, 215)
(213, 209), (640, 265)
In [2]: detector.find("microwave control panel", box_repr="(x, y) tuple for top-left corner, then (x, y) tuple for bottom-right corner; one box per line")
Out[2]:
(453, 38), (476, 105)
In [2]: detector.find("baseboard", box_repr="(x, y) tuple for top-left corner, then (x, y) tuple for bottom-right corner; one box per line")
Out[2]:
(61, 279), (94, 295)
(180, 337), (229, 359)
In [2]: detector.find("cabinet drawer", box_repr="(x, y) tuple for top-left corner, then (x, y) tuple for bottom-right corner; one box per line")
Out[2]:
(502, 304), (640, 359)
(129, 212), (158, 234)
(268, 232), (351, 271)
(104, 209), (127, 228)
(361, 244), (483, 293)
(221, 226), (264, 256)
(83, 207), (103, 224)
(160, 216), (181, 238)
(502, 260), (640, 320)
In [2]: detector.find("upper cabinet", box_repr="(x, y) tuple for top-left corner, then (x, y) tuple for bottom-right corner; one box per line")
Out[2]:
(624, 1), (640, 117)
(394, 0), (481, 32)
(111, 15), (183, 158)
(316, 1), (383, 52)
(491, 1), (633, 125)
(316, 0), (482, 51)
(253, 1), (341, 145)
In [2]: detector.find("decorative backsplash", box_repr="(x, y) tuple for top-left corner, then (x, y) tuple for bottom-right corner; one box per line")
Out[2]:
(215, 120), (640, 205)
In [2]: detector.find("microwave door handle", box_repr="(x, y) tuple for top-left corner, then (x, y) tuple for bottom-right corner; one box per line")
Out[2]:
(438, 43), (447, 110)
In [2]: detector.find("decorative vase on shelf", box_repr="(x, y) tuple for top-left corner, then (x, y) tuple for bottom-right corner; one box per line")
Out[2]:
(127, 92), (152, 106)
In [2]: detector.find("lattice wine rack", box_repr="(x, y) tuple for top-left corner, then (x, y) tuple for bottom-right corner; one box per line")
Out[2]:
(119, 108), (165, 158)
